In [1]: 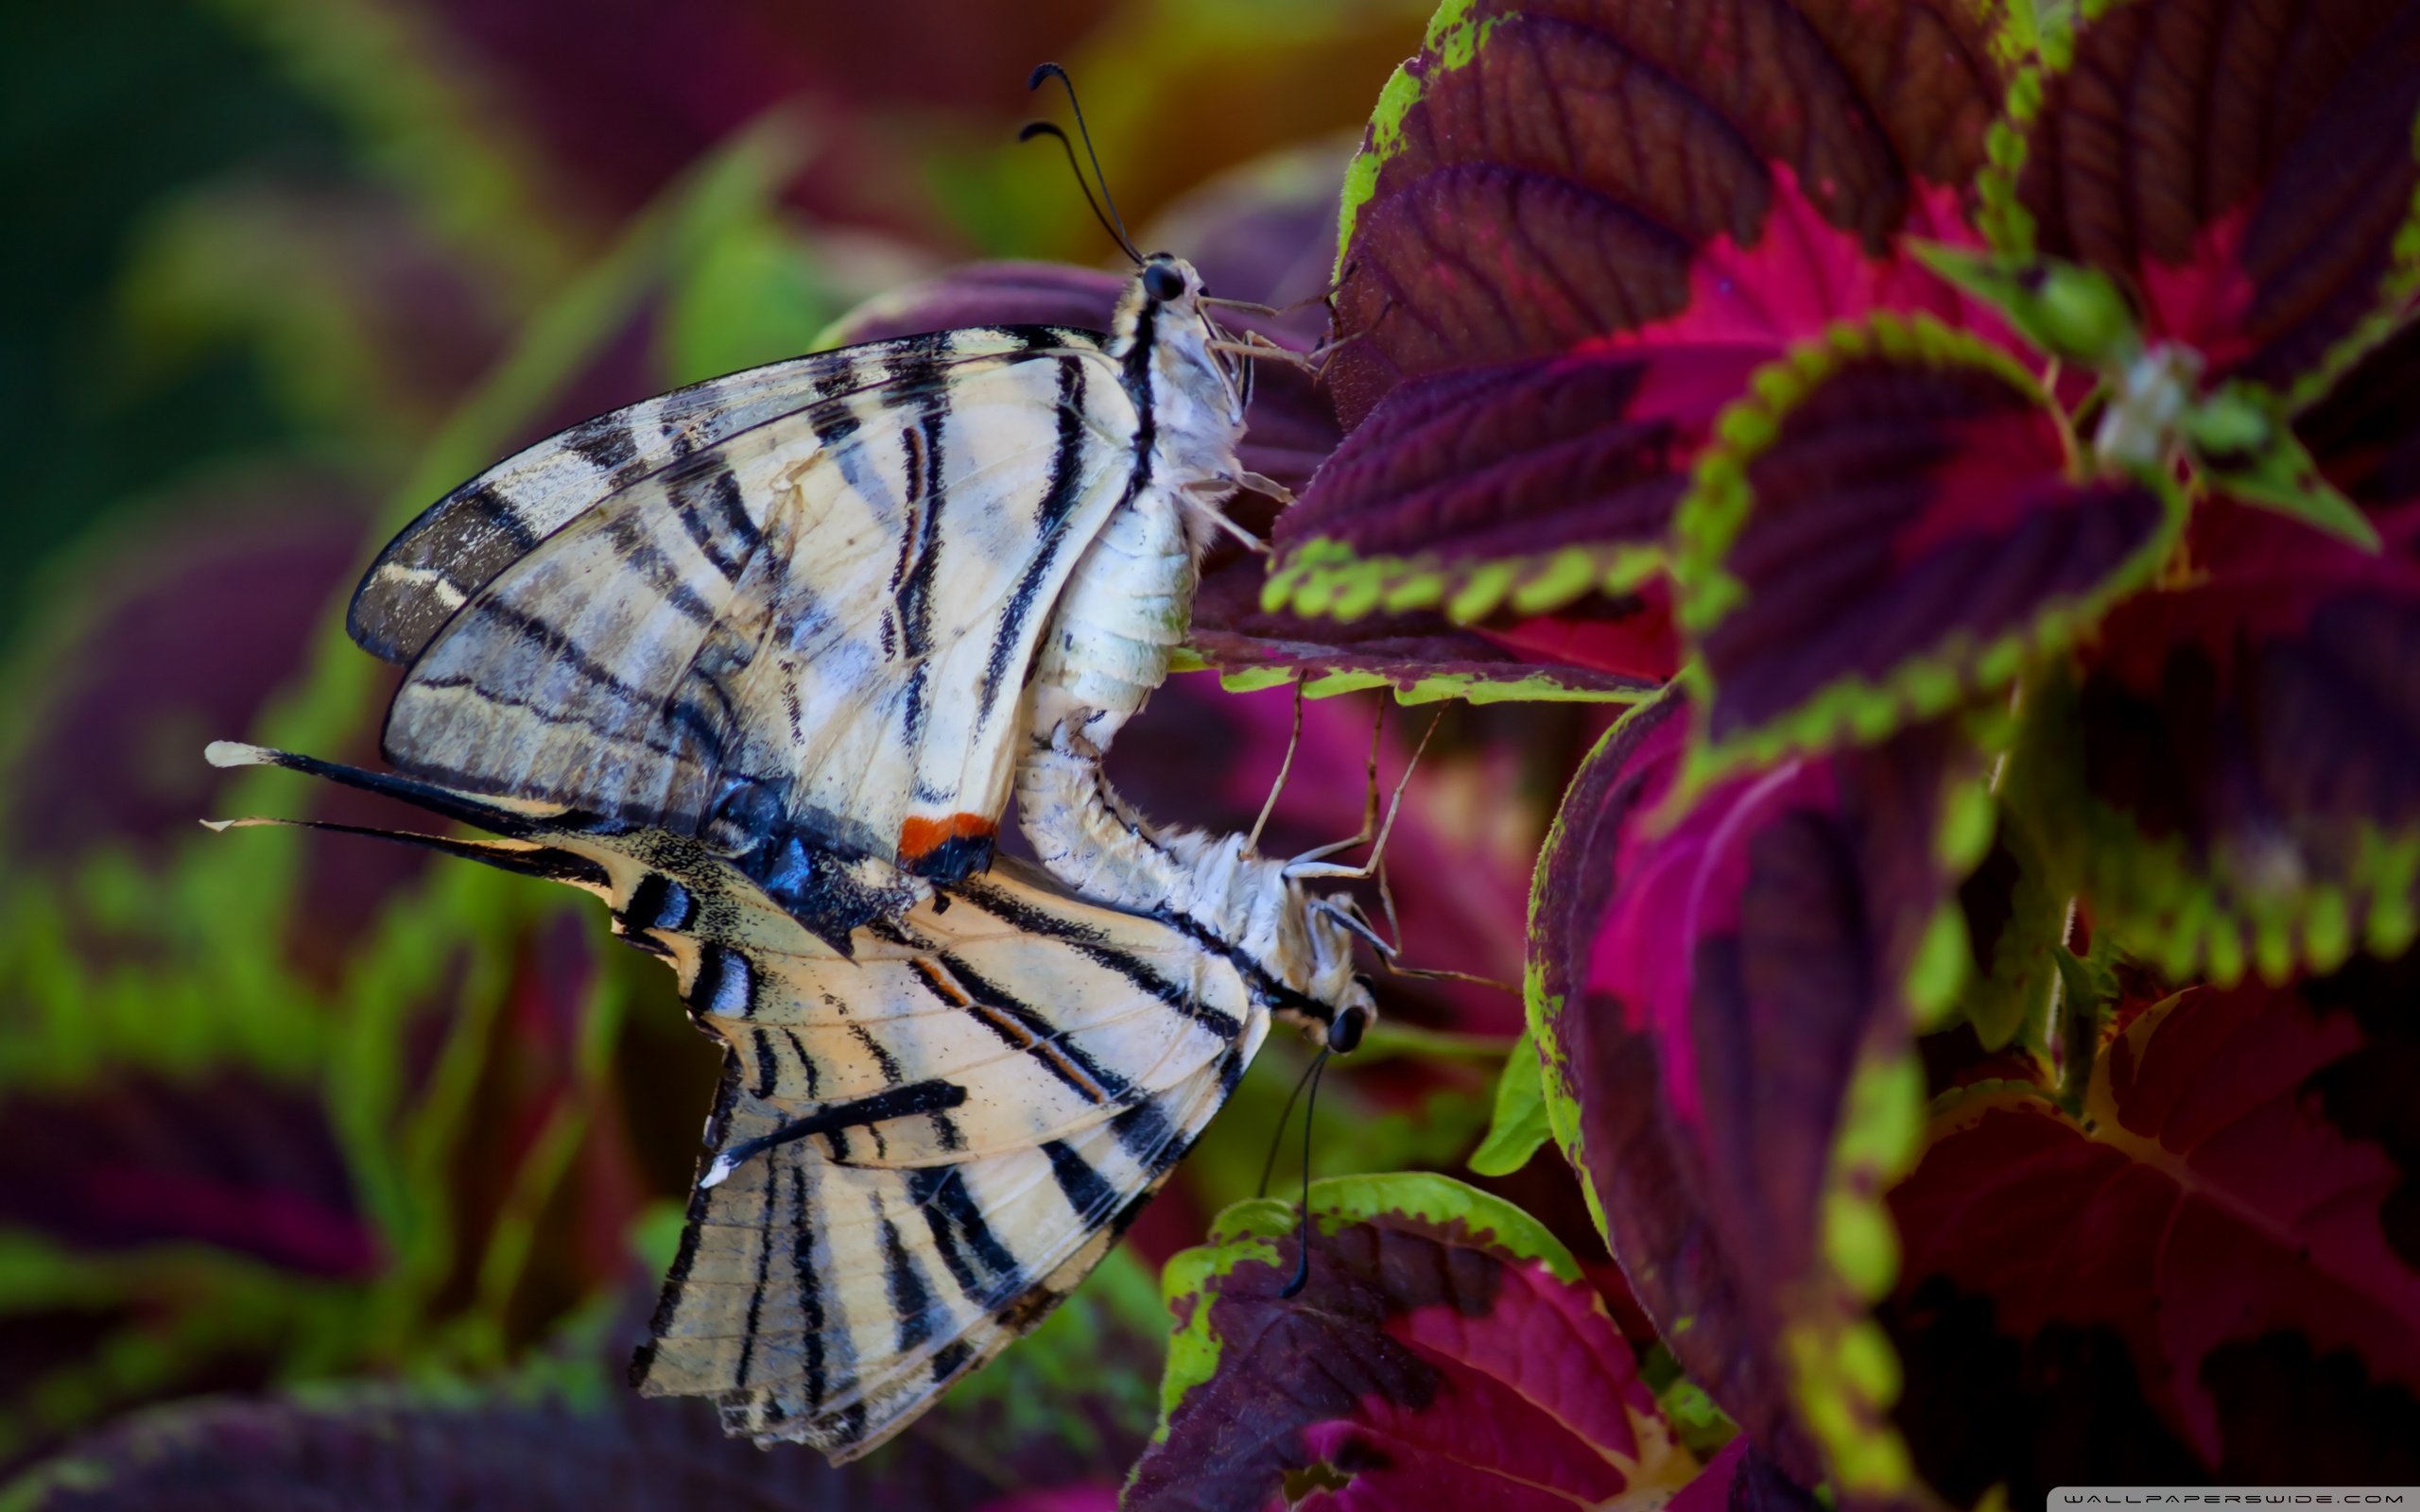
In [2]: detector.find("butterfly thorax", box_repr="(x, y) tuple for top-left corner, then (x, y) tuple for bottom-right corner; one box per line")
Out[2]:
(1014, 720), (1374, 1048)
(1029, 256), (1247, 752)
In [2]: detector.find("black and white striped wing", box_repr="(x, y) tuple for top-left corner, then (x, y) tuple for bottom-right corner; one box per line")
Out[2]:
(203, 743), (1267, 1461)
(598, 851), (1264, 1458)
(351, 326), (1142, 881)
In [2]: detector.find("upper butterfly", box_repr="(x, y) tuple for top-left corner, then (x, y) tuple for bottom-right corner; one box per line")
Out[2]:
(348, 253), (1264, 940)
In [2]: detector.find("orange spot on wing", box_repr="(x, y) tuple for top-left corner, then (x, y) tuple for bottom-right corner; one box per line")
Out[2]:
(898, 812), (996, 860)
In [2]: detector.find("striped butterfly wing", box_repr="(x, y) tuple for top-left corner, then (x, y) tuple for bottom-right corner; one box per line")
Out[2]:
(205, 742), (1268, 1460)
(637, 863), (1261, 1459)
(351, 326), (1144, 886)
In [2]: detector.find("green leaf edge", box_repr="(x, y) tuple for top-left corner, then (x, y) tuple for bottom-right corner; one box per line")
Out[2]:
(1263, 536), (1668, 627)
(1331, 0), (1508, 283)
(1179, 662), (1651, 707)
(2006, 666), (2420, 987)
(1972, 0), (2420, 414)
(1669, 309), (2187, 786)
(1522, 696), (1685, 1251)
(1150, 1171), (1585, 1445)
(1467, 1027), (1551, 1177)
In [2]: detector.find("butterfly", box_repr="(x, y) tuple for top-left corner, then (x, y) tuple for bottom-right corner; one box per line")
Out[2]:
(205, 736), (1369, 1459)
(344, 251), (1288, 954)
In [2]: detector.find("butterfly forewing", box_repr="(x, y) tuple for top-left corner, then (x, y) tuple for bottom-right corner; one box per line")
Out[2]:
(363, 327), (1141, 879)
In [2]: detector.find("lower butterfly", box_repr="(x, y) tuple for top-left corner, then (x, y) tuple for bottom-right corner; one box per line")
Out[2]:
(204, 737), (1373, 1459)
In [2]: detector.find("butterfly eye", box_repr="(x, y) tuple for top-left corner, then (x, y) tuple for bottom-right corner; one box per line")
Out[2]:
(1329, 1001), (1370, 1055)
(1142, 262), (1185, 302)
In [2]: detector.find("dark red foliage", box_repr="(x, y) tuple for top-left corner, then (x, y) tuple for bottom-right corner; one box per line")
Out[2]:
(1324, 0), (2001, 427)
(2010, 0), (2420, 392)
(1881, 953), (2420, 1499)
(1699, 345), (2169, 746)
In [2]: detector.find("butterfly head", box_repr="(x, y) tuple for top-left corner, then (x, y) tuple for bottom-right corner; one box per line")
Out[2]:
(1114, 253), (1253, 438)
(1295, 893), (1380, 1055)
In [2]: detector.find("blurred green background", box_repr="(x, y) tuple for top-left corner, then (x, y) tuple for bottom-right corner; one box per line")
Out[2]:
(0, 0), (1617, 1496)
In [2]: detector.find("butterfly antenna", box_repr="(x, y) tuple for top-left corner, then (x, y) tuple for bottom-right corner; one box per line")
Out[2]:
(1027, 62), (1140, 264)
(1279, 1047), (1331, 1299)
(1016, 122), (1137, 266)
(1254, 1050), (1323, 1198)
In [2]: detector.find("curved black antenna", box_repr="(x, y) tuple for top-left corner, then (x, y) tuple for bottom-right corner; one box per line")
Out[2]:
(1027, 61), (1141, 264)
(1278, 1046), (1332, 1299)
(1017, 122), (1140, 266)
(1253, 1052), (1325, 1199)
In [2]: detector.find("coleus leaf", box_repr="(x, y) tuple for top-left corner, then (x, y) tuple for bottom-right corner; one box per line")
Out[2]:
(2, 1379), (1013, 1510)
(1265, 347), (1767, 632)
(1979, 0), (2420, 409)
(2006, 498), (2420, 986)
(1673, 312), (2180, 772)
(1128, 1172), (1698, 1512)
(1184, 551), (1656, 704)
(1946, 810), (2067, 1055)
(1529, 688), (1995, 1493)
(1879, 951), (2420, 1502)
(0, 1070), (377, 1279)
(1325, 0), (2010, 429)
(1468, 1028), (1552, 1177)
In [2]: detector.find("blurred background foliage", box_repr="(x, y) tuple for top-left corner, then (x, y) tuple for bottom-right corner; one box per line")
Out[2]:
(0, 0), (1620, 1496)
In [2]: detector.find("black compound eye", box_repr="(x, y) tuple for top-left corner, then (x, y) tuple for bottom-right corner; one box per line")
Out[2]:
(1141, 262), (1185, 302)
(1329, 1003), (1370, 1056)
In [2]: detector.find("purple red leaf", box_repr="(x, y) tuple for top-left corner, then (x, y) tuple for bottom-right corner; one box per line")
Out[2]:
(1994, 0), (2420, 402)
(1324, 0), (2006, 429)
(1264, 347), (1767, 631)
(1881, 952), (2420, 1501)
(1675, 317), (2177, 767)
(1129, 1173), (1696, 1512)
(2010, 497), (2420, 985)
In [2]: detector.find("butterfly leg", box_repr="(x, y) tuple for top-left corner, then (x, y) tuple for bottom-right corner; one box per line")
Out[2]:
(1287, 705), (1444, 878)
(1286, 697), (1387, 868)
(1244, 680), (1304, 857)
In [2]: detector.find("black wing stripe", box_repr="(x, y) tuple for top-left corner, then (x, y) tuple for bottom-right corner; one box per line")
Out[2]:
(1042, 1139), (1117, 1224)
(977, 355), (1095, 710)
(734, 1154), (782, 1388)
(881, 1216), (935, 1352)
(717, 1078), (969, 1176)
(905, 1164), (1024, 1310)
(789, 1161), (831, 1405)
(948, 882), (1245, 1040)
(916, 954), (1132, 1107)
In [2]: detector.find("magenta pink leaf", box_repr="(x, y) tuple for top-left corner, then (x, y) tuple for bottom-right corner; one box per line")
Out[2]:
(1881, 952), (2420, 1501)
(1533, 690), (1988, 1487)
(1996, 0), (2420, 403)
(1130, 1175), (1695, 1512)
(1325, 0), (2008, 428)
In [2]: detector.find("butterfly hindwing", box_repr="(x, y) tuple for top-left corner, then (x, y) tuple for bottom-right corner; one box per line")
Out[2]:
(358, 326), (1143, 879)
(644, 1037), (1247, 1459)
